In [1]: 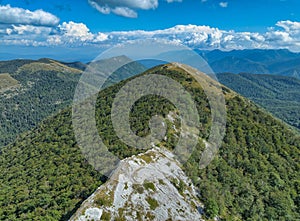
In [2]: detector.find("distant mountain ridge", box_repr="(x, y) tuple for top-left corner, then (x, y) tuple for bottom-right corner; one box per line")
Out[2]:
(197, 49), (300, 78)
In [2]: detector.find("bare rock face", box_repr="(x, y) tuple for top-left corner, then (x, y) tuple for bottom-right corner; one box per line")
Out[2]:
(70, 147), (204, 221)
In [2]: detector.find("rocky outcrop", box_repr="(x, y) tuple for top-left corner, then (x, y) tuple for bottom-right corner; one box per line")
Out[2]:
(70, 147), (204, 221)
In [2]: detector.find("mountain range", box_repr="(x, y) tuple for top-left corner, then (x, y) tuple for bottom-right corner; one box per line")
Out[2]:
(198, 49), (300, 78)
(0, 62), (299, 220)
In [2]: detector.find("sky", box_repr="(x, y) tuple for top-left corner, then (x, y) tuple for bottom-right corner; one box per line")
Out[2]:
(1, 0), (300, 61)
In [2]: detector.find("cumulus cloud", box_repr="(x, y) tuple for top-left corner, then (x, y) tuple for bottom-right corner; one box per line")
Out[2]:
(112, 7), (137, 18)
(89, 0), (158, 10)
(0, 4), (60, 46)
(276, 20), (300, 32)
(88, 0), (181, 18)
(263, 20), (300, 50)
(0, 4), (59, 26)
(41, 21), (108, 47)
(5, 25), (53, 35)
(1, 20), (108, 47)
(100, 21), (300, 51)
(107, 25), (260, 50)
(219, 2), (228, 8)
(166, 0), (183, 2)
(94, 32), (109, 42)
(59, 22), (94, 41)
(1, 13), (300, 52)
(45, 21), (108, 45)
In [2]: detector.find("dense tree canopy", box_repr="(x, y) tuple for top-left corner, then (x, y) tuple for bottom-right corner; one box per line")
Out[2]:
(0, 64), (299, 220)
(218, 72), (300, 130)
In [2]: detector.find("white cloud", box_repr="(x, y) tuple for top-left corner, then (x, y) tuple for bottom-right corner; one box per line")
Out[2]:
(0, 4), (59, 26)
(5, 25), (52, 35)
(103, 22), (300, 51)
(112, 7), (137, 18)
(94, 32), (109, 42)
(266, 30), (292, 43)
(59, 22), (94, 41)
(1, 15), (300, 52)
(47, 35), (63, 45)
(43, 21), (109, 45)
(89, 0), (159, 10)
(88, 1), (111, 14)
(166, 0), (183, 3)
(276, 20), (300, 32)
(88, 0), (181, 18)
(88, 0), (159, 17)
(219, 2), (228, 8)
(262, 21), (300, 50)
(0, 39), (44, 46)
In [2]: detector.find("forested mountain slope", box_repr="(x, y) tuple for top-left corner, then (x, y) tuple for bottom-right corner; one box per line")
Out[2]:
(217, 72), (300, 130)
(0, 63), (299, 220)
(0, 59), (82, 147)
(0, 57), (146, 148)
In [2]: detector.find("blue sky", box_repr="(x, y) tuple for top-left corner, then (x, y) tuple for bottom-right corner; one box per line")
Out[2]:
(2, 0), (299, 32)
(1, 0), (300, 61)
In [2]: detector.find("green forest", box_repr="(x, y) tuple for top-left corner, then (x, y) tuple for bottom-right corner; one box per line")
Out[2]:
(0, 59), (82, 148)
(217, 72), (300, 130)
(0, 64), (299, 220)
(0, 58), (145, 148)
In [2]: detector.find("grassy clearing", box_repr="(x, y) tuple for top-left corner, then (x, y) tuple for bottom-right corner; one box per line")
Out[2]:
(0, 73), (19, 91)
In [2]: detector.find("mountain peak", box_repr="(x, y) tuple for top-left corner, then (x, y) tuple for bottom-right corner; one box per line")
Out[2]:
(70, 147), (204, 221)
